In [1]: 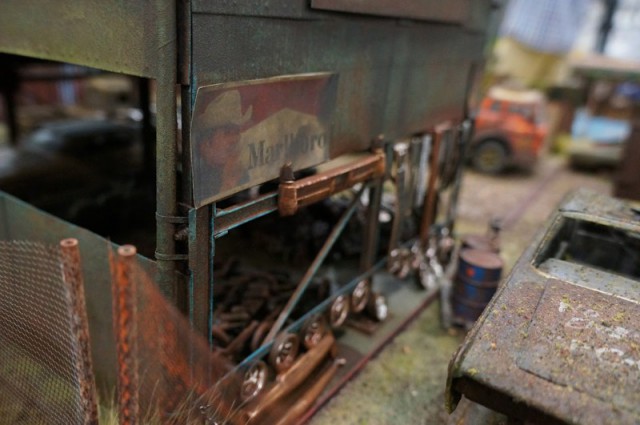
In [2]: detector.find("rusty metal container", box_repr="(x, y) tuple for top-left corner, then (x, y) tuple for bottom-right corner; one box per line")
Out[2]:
(452, 248), (503, 325)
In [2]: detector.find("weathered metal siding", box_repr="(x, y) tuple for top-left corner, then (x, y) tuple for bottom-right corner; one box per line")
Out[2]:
(0, 0), (166, 78)
(191, 10), (487, 158)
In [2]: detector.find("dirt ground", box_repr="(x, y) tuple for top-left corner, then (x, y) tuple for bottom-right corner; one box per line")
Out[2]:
(309, 154), (613, 425)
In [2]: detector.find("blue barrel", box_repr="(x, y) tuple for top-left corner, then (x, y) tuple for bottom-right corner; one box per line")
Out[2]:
(452, 248), (503, 326)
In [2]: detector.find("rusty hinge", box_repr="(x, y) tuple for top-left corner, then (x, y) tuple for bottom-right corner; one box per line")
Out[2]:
(278, 150), (386, 216)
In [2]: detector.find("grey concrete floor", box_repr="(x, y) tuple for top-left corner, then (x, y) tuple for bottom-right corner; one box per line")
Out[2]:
(309, 155), (613, 425)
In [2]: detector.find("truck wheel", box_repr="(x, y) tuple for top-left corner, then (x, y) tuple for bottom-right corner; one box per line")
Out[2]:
(473, 140), (508, 174)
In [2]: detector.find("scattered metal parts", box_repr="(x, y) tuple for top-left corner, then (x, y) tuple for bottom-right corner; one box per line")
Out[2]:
(387, 143), (410, 259)
(219, 310), (251, 323)
(241, 361), (269, 402)
(328, 295), (350, 328)
(387, 247), (413, 279)
(417, 239), (444, 291)
(263, 186), (366, 345)
(251, 320), (274, 352)
(237, 333), (338, 424)
(211, 326), (232, 345)
(268, 332), (300, 374)
(268, 357), (343, 425)
(350, 280), (371, 313)
(224, 320), (260, 356)
(367, 293), (388, 322)
(301, 315), (327, 349)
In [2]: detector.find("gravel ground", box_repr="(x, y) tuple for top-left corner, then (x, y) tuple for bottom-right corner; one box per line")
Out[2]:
(309, 154), (613, 425)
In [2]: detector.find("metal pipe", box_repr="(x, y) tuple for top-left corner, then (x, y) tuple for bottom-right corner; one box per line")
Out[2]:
(446, 120), (471, 232)
(113, 245), (139, 425)
(155, 0), (178, 301)
(420, 126), (445, 244)
(59, 238), (99, 425)
(263, 184), (367, 345)
(362, 176), (384, 271)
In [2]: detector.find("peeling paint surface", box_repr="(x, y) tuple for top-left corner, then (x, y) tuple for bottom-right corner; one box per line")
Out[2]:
(517, 281), (640, 415)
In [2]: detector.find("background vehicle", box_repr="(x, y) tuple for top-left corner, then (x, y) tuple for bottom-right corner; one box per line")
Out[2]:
(470, 86), (548, 174)
(0, 119), (147, 232)
(568, 107), (630, 168)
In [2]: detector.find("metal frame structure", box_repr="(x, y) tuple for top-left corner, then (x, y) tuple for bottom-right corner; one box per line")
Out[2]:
(0, 0), (496, 381)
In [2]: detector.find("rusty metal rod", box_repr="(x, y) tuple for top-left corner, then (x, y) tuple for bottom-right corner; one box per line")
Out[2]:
(59, 238), (99, 425)
(262, 184), (367, 345)
(420, 125), (446, 245)
(112, 245), (139, 425)
(214, 192), (278, 238)
(444, 120), (471, 232)
(271, 359), (342, 425)
(239, 334), (337, 424)
(238, 253), (390, 367)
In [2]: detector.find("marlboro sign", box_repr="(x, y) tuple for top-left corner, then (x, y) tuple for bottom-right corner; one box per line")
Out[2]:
(190, 73), (338, 207)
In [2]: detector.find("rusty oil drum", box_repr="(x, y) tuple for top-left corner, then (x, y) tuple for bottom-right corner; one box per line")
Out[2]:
(452, 248), (503, 325)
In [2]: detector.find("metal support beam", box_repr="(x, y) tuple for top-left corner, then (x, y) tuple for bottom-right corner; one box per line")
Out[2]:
(155, 0), (178, 301)
(213, 192), (278, 238)
(189, 207), (213, 340)
(361, 177), (384, 272)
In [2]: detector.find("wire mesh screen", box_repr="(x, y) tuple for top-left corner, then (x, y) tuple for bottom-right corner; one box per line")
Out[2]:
(0, 240), (96, 425)
(111, 246), (241, 424)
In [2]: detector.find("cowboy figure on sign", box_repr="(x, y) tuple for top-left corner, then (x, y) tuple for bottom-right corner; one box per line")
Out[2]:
(196, 89), (252, 202)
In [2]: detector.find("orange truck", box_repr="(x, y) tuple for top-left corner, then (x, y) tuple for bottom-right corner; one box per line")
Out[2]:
(470, 87), (548, 174)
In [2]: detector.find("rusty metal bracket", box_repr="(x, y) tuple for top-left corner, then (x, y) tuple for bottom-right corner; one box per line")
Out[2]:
(156, 215), (189, 261)
(278, 150), (385, 216)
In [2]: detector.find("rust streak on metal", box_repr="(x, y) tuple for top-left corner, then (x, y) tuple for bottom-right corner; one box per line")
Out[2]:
(112, 245), (139, 425)
(59, 238), (99, 425)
